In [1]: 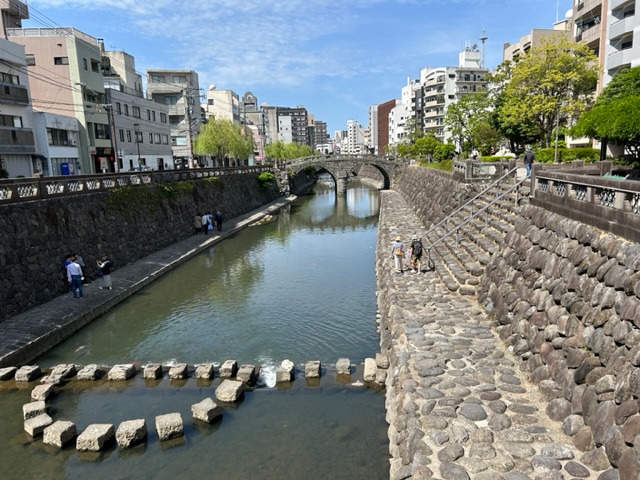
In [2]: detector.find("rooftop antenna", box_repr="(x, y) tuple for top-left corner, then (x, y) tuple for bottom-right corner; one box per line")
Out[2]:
(480, 28), (488, 68)
(556, 0), (559, 23)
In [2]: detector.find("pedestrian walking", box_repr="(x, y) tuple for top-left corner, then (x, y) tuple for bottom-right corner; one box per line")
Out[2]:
(410, 235), (423, 273)
(74, 253), (87, 285)
(194, 212), (202, 234)
(96, 256), (113, 290)
(404, 244), (412, 271)
(66, 255), (83, 298)
(201, 212), (211, 234)
(214, 210), (223, 232)
(523, 146), (535, 177)
(390, 236), (404, 274)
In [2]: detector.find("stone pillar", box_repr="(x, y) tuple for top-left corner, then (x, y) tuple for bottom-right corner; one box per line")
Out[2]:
(336, 171), (348, 196)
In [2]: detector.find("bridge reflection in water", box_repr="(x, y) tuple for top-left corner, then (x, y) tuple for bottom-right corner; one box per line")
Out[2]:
(0, 179), (389, 479)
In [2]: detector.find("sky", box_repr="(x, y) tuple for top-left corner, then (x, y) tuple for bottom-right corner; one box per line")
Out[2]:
(26, 0), (573, 136)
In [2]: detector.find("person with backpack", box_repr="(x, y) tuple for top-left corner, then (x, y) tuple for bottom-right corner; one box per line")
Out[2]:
(523, 146), (535, 177)
(410, 235), (423, 273)
(214, 210), (223, 232)
(390, 236), (404, 274)
(201, 212), (212, 234)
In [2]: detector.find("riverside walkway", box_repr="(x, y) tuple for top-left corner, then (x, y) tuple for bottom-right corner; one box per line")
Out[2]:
(0, 196), (295, 367)
(377, 190), (607, 480)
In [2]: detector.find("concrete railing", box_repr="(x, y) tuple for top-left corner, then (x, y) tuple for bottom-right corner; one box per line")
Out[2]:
(452, 159), (516, 183)
(530, 161), (640, 242)
(0, 165), (272, 205)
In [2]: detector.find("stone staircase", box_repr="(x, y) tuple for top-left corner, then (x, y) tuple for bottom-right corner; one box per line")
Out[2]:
(425, 177), (531, 295)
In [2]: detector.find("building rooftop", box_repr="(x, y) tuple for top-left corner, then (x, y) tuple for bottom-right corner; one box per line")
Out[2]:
(7, 27), (97, 46)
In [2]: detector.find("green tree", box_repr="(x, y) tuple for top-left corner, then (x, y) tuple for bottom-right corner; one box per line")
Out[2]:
(265, 140), (314, 160)
(572, 66), (640, 162)
(496, 36), (598, 147)
(444, 90), (493, 152)
(194, 119), (254, 164)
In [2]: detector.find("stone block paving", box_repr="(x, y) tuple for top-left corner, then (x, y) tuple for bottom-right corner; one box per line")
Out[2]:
(0, 197), (294, 368)
(379, 191), (601, 480)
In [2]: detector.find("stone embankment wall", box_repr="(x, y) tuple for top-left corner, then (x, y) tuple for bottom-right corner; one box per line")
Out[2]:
(0, 173), (279, 320)
(358, 165), (385, 189)
(478, 204), (640, 471)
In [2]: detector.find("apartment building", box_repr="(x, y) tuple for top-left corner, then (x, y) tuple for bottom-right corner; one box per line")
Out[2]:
(503, 23), (572, 62)
(7, 26), (106, 175)
(146, 69), (202, 168)
(102, 46), (172, 171)
(203, 85), (240, 123)
(313, 120), (328, 148)
(32, 111), (80, 176)
(604, 0), (640, 85)
(0, 0), (37, 178)
(347, 120), (366, 154)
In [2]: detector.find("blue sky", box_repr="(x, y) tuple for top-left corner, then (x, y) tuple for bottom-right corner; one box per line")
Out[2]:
(27, 0), (572, 136)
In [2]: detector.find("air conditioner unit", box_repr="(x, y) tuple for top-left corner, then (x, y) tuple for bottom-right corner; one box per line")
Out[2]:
(69, 139), (77, 146)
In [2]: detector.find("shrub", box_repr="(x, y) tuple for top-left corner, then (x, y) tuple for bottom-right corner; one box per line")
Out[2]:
(535, 147), (600, 163)
(257, 171), (276, 191)
(425, 159), (452, 172)
(478, 155), (515, 162)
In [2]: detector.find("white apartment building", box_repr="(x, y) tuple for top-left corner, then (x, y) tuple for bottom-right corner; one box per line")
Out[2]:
(32, 111), (80, 176)
(368, 105), (378, 154)
(347, 120), (366, 154)
(388, 103), (411, 145)
(604, 0), (640, 85)
(203, 85), (240, 123)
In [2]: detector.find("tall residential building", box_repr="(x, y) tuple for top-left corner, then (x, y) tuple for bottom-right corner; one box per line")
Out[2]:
(503, 23), (572, 62)
(313, 120), (328, 147)
(203, 85), (240, 123)
(262, 105), (310, 146)
(146, 69), (201, 168)
(419, 45), (489, 143)
(101, 45), (173, 171)
(368, 105), (378, 154)
(604, 0), (640, 86)
(0, 1), (37, 178)
(375, 99), (398, 155)
(347, 120), (366, 154)
(573, 0), (608, 92)
(8, 26), (109, 175)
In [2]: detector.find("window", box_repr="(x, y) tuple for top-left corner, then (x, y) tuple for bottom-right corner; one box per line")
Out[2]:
(124, 104), (129, 116)
(208, 99), (214, 105)
(136, 131), (143, 143)
(0, 73), (19, 85)
(0, 115), (22, 127)
(91, 59), (100, 73)
(26, 54), (35, 66)
(83, 58), (88, 70)
(94, 123), (110, 140)
(160, 113), (167, 123)
(54, 57), (69, 65)
(150, 75), (164, 83)
(126, 130), (132, 142)
(132, 106), (140, 118)
(116, 102), (121, 115)
(146, 109), (151, 120)
(154, 133), (161, 144)
(47, 128), (69, 145)
(148, 133), (153, 144)
(162, 134), (169, 144)
(172, 75), (187, 83)
(169, 115), (181, 125)
(152, 111), (156, 122)
(119, 129), (125, 142)
(163, 96), (178, 106)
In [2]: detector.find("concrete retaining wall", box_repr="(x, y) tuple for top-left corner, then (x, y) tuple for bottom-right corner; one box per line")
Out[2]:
(0, 173), (279, 320)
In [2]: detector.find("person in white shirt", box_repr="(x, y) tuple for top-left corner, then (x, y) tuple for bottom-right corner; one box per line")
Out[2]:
(66, 256), (83, 298)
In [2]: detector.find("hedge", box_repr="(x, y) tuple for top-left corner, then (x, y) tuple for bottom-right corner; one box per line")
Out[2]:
(535, 148), (600, 163)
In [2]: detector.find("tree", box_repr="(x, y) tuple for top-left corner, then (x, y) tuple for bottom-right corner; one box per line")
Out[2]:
(496, 36), (598, 148)
(264, 140), (314, 160)
(572, 67), (640, 162)
(444, 90), (494, 152)
(194, 118), (254, 164)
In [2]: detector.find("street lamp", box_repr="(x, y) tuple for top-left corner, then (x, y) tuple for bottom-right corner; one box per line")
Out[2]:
(133, 123), (141, 168)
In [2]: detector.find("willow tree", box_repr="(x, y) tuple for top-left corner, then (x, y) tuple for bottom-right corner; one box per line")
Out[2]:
(496, 36), (598, 147)
(265, 140), (313, 160)
(194, 118), (254, 163)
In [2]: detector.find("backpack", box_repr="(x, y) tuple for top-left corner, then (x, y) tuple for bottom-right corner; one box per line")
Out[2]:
(394, 246), (403, 256)
(412, 240), (422, 257)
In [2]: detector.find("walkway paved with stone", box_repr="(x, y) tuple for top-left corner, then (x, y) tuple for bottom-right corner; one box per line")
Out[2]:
(0, 196), (295, 367)
(378, 190), (604, 480)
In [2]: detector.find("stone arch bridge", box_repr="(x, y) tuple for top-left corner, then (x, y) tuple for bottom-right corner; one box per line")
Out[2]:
(275, 155), (406, 195)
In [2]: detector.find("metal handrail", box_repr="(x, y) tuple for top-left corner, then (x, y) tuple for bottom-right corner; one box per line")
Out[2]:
(423, 166), (519, 241)
(426, 174), (527, 270)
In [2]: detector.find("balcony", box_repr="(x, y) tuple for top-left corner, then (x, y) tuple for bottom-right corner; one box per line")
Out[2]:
(611, 0), (634, 10)
(0, 84), (29, 105)
(580, 23), (601, 46)
(609, 16), (635, 40)
(574, 0), (602, 22)
(608, 46), (637, 70)
(0, 127), (35, 154)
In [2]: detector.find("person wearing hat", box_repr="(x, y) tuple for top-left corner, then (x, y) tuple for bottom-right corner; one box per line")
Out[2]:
(523, 146), (535, 177)
(410, 234), (423, 273)
(390, 235), (405, 274)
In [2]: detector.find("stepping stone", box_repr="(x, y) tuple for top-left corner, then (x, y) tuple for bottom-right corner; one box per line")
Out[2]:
(195, 364), (214, 380)
(143, 363), (162, 380)
(77, 424), (115, 451)
(276, 359), (295, 383)
(336, 358), (351, 375)
(192, 398), (222, 423)
(215, 379), (244, 403)
(305, 360), (321, 378)
(108, 364), (136, 381)
(77, 364), (103, 381)
(0, 366), (17, 380)
(363, 358), (377, 382)
(237, 364), (259, 385)
(219, 360), (238, 378)
(48, 364), (77, 380)
(23, 400), (46, 420)
(168, 363), (188, 380)
(155, 413), (183, 441)
(15, 365), (41, 382)
(24, 414), (53, 437)
(116, 419), (147, 449)
(31, 384), (55, 402)
(43, 421), (76, 448)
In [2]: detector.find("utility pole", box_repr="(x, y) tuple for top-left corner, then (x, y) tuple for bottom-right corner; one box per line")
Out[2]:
(105, 104), (119, 173)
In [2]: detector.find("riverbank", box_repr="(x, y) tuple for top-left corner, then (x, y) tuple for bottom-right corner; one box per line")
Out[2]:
(0, 195), (296, 367)
(375, 189), (601, 479)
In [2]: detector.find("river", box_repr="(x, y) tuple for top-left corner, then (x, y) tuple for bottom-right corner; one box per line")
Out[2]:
(0, 179), (389, 479)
